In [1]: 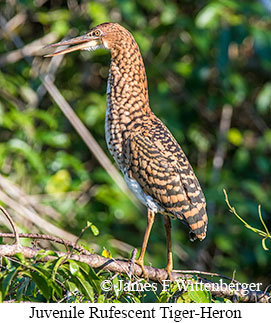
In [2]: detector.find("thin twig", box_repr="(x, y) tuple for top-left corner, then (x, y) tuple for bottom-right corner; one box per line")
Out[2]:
(41, 74), (141, 210)
(0, 206), (20, 246)
(0, 174), (61, 221)
(172, 269), (239, 284)
(231, 269), (237, 284)
(258, 205), (270, 237)
(0, 31), (58, 66)
(224, 189), (270, 250)
(0, 232), (91, 256)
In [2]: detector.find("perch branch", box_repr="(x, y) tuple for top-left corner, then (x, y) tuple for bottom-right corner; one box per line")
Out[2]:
(0, 237), (269, 303)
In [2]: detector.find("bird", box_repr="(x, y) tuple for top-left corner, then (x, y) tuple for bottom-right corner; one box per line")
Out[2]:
(45, 22), (208, 279)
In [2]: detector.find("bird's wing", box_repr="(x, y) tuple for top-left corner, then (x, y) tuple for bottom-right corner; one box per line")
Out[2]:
(123, 130), (207, 240)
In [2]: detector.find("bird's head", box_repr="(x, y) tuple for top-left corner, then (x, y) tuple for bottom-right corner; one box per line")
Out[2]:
(44, 22), (133, 57)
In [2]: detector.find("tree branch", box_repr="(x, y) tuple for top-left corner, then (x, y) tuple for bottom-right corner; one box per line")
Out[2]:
(0, 206), (269, 303)
(0, 237), (269, 303)
(0, 207), (20, 246)
(0, 232), (91, 256)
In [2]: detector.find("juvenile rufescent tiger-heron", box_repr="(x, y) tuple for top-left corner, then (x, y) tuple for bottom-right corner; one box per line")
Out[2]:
(45, 23), (208, 279)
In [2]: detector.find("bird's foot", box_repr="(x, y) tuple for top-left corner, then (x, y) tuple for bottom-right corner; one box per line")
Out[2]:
(165, 264), (173, 281)
(136, 258), (148, 280)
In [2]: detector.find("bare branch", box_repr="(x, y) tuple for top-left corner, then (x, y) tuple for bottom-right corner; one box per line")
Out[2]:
(0, 31), (58, 66)
(0, 206), (20, 246)
(40, 74), (142, 210)
(0, 174), (62, 221)
(0, 232), (91, 255)
(208, 104), (233, 219)
(211, 104), (233, 184)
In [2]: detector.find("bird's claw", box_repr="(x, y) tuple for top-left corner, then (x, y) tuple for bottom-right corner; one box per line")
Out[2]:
(165, 264), (173, 281)
(136, 258), (148, 280)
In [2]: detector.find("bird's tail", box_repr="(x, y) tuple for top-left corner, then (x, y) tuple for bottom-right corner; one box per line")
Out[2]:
(177, 202), (208, 241)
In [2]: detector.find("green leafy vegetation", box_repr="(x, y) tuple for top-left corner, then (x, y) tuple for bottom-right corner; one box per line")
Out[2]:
(224, 189), (271, 251)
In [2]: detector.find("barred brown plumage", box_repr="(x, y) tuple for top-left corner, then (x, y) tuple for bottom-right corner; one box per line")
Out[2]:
(45, 22), (208, 279)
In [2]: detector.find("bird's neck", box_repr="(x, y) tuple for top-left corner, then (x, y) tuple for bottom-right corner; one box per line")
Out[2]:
(107, 44), (151, 119)
(105, 41), (152, 168)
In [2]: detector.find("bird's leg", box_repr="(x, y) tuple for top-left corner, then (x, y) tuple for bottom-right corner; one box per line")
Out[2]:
(136, 209), (155, 279)
(164, 215), (173, 280)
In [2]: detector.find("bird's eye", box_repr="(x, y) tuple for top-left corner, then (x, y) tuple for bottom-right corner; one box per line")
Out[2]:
(93, 30), (101, 37)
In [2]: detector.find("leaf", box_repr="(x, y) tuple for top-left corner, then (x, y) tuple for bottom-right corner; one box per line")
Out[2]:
(35, 250), (59, 261)
(160, 3), (178, 25)
(64, 261), (96, 301)
(14, 252), (26, 264)
(87, 221), (100, 236)
(76, 262), (99, 280)
(52, 256), (67, 280)
(52, 20), (69, 37)
(227, 128), (243, 146)
(37, 131), (70, 148)
(73, 261), (101, 293)
(174, 61), (193, 78)
(69, 260), (80, 276)
(256, 82), (271, 114)
(73, 276), (94, 301)
(0, 268), (17, 301)
(8, 138), (45, 174)
(45, 169), (71, 194)
(30, 263), (63, 300)
(187, 285), (211, 303)
(31, 271), (52, 300)
(156, 291), (171, 303)
(28, 109), (58, 129)
(86, 2), (109, 26)
(176, 292), (193, 303)
(66, 281), (78, 293)
(195, 3), (224, 28)
(16, 277), (29, 301)
(97, 294), (106, 303)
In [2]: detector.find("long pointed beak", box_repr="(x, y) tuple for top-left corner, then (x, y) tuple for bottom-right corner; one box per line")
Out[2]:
(44, 35), (101, 57)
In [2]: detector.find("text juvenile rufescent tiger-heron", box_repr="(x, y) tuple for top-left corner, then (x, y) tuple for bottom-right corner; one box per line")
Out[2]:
(45, 22), (208, 279)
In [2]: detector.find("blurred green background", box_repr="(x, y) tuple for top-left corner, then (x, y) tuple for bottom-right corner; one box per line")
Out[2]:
(0, 0), (270, 289)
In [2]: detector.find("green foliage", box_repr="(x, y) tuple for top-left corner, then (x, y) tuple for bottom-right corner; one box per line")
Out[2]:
(177, 286), (212, 303)
(0, 250), (232, 303)
(224, 189), (271, 250)
(0, 0), (270, 302)
(0, 253), (100, 302)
